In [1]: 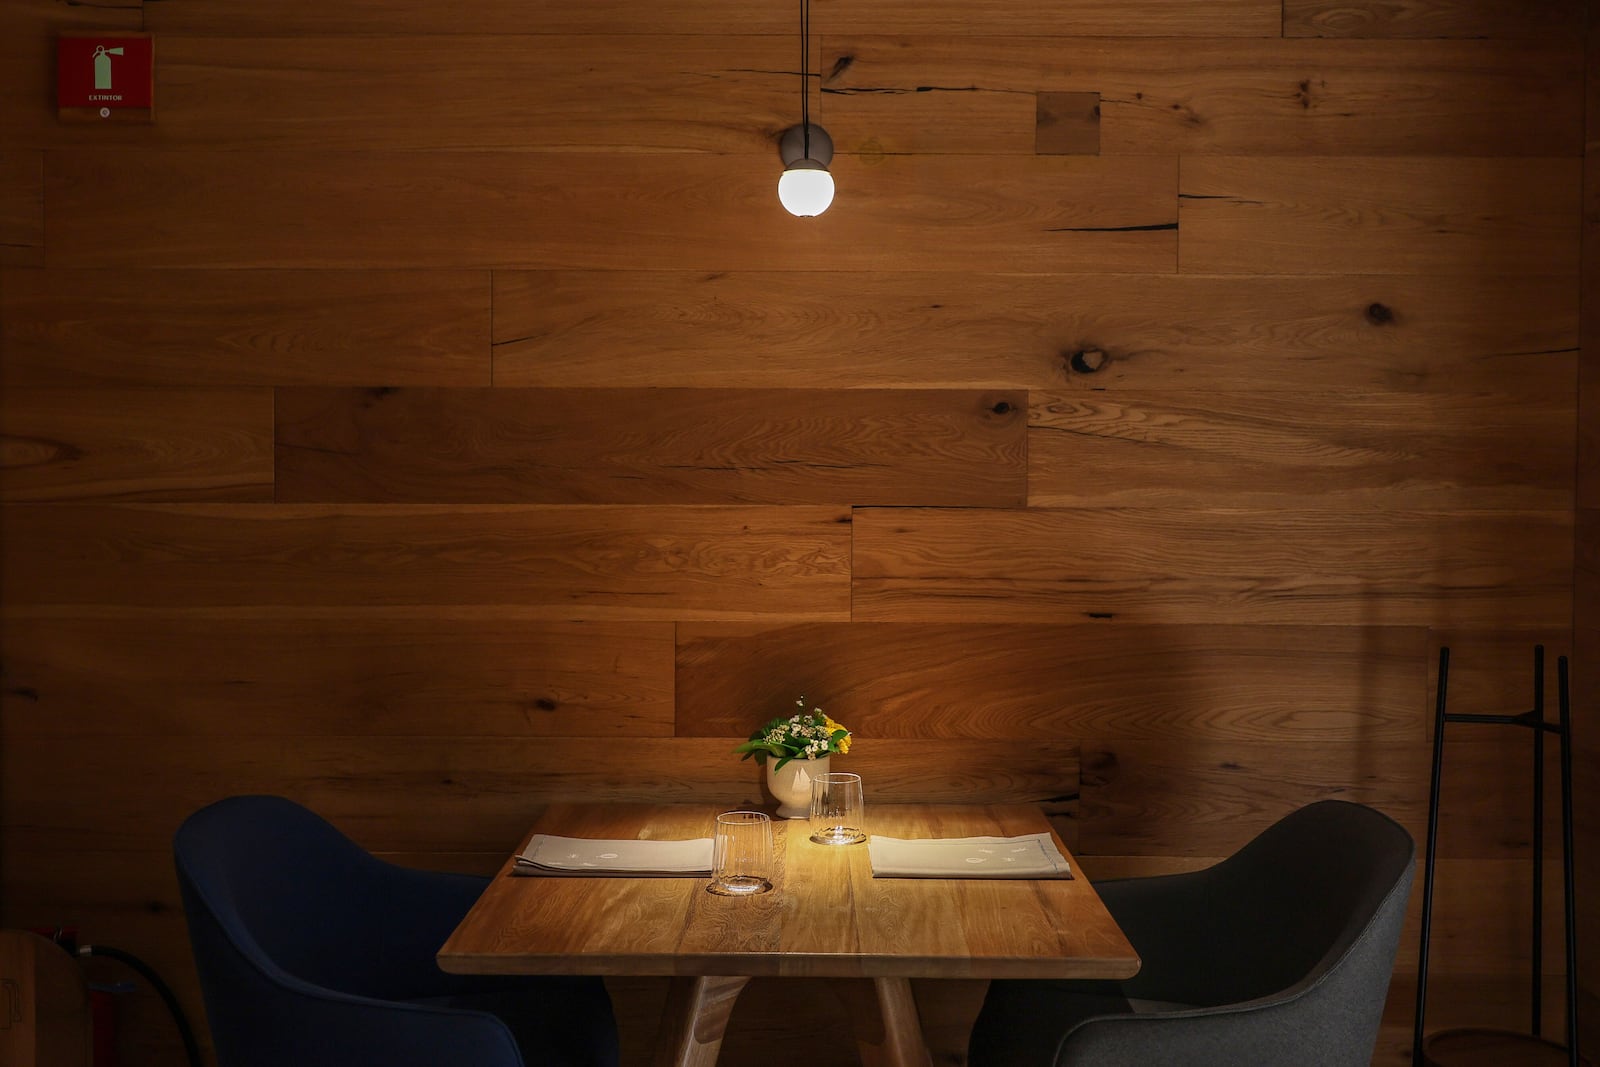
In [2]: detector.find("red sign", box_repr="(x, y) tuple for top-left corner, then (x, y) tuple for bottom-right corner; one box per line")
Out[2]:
(58, 34), (153, 114)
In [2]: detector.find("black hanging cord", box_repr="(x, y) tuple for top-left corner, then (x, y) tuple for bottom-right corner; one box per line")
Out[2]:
(81, 944), (204, 1067)
(799, 0), (810, 157)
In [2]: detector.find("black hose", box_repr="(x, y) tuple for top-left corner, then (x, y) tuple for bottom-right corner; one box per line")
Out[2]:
(80, 944), (204, 1067)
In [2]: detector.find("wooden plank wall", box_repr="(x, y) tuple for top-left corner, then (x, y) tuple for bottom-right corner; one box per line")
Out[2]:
(1578, 0), (1599, 1055)
(0, 0), (1588, 1063)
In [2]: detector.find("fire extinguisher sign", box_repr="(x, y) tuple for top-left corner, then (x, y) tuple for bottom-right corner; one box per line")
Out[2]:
(57, 33), (154, 123)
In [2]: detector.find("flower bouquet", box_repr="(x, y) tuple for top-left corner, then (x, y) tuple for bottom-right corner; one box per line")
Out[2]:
(733, 697), (852, 771)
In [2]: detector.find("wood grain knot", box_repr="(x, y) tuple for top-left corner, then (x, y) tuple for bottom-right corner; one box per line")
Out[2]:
(1365, 302), (1394, 325)
(991, 401), (1013, 415)
(1068, 349), (1107, 374)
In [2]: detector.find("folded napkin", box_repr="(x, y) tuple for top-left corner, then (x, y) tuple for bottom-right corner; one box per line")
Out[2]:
(513, 834), (714, 877)
(868, 832), (1073, 879)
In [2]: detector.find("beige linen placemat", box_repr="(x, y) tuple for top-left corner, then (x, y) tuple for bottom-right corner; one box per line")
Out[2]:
(868, 832), (1073, 879)
(513, 835), (713, 877)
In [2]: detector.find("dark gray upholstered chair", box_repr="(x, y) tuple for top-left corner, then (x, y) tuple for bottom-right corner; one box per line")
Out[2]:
(968, 800), (1415, 1067)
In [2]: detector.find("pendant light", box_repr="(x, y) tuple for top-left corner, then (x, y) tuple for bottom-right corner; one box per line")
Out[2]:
(776, 0), (833, 217)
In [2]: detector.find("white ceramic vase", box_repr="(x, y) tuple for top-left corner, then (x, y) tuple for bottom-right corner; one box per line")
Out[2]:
(765, 755), (830, 819)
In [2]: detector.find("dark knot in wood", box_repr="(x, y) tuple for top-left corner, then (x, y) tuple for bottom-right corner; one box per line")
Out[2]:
(1068, 348), (1107, 374)
(1365, 302), (1394, 325)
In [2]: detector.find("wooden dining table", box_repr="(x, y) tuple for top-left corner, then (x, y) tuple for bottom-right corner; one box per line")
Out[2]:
(437, 802), (1139, 1067)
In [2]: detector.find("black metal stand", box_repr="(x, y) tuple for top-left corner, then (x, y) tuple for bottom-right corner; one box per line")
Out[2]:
(1413, 645), (1579, 1066)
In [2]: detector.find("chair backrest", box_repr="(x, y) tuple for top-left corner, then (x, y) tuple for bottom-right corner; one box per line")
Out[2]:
(1185, 798), (1415, 1007)
(1065, 800), (1416, 1066)
(174, 795), (522, 1067)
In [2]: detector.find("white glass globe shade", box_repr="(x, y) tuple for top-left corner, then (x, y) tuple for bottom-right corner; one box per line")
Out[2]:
(777, 161), (835, 217)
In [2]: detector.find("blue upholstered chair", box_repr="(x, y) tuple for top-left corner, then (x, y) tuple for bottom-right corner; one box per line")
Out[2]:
(968, 799), (1415, 1067)
(174, 795), (619, 1067)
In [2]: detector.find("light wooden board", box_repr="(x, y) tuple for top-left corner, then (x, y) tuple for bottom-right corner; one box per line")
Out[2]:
(0, 269), (491, 386)
(439, 803), (1134, 980)
(825, 0), (1281, 36)
(142, 0), (794, 36)
(851, 507), (1573, 627)
(490, 271), (1577, 392)
(676, 622), (1425, 743)
(0, 388), (274, 502)
(1283, 0), (1583, 39)
(141, 0), (1279, 37)
(0, 504), (852, 620)
(0, 617), (675, 737)
(1027, 389), (1576, 509)
(823, 37), (1582, 157)
(275, 387), (1026, 506)
(43, 151), (1177, 272)
(1179, 157), (1582, 275)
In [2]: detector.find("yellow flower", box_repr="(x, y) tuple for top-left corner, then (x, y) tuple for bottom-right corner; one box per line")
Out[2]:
(825, 715), (852, 754)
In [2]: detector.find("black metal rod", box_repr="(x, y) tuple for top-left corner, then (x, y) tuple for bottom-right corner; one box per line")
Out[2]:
(1558, 656), (1578, 1066)
(799, 0), (810, 155)
(1414, 644), (1450, 1064)
(1531, 644), (1545, 1036)
(1441, 712), (1562, 730)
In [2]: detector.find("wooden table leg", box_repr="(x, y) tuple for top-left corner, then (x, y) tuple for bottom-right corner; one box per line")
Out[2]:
(651, 975), (751, 1067)
(833, 977), (935, 1067)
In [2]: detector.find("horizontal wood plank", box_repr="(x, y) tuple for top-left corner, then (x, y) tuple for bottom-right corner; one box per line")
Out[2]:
(141, 0), (1280, 37)
(0, 269), (490, 386)
(0, 618), (674, 737)
(142, 0), (793, 36)
(0, 737), (1078, 852)
(0, 388), (274, 502)
(1036, 93), (1102, 156)
(824, 0), (1281, 36)
(60, 36), (797, 153)
(1077, 738), (1565, 860)
(275, 387), (1025, 506)
(491, 271), (1577, 392)
(0, 152), (42, 266)
(1283, 0), (1583, 39)
(824, 38), (1582, 157)
(0, 504), (852, 620)
(1179, 157), (1582, 275)
(1028, 389), (1576, 509)
(675, 622), (1424, 743)
(852, 507), (1573, 626)
(43, 152), (1176, 272)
